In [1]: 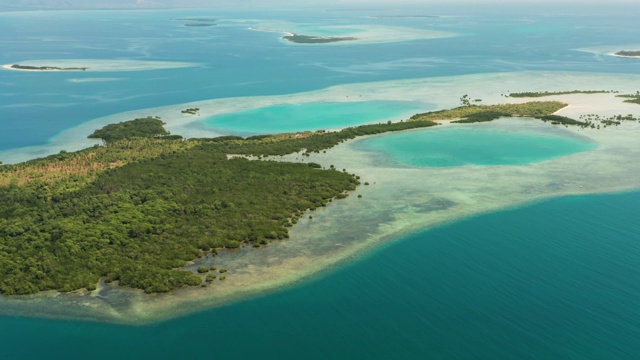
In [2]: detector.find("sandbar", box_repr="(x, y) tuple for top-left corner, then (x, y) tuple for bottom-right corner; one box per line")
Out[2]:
(2, 59), (199, 73)
(248, 23), (460, 45)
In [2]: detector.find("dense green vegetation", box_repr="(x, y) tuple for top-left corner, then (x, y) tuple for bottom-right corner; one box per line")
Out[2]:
(283, 34), (357, 44)
(615, 51), (640, 57)
(450, 111), (511, 123)
(0, 141), (358, 294)
(534, 115), (587, 126)
(181, 108), (200, 115)
(88, 116), (171, 143)
(11, 64), (88, 71)
(507, 90), (613, 98)
(579, 113), (639, 127)
(0, 116), (443, 295)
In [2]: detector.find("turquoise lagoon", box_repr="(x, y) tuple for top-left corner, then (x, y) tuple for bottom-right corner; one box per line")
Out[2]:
(355, 123), (596, 167)
(201, 101), (426, 135)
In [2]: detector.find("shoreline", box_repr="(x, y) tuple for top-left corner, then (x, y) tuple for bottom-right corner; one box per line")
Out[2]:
(2, 64), (90, 72)
(2, 64), (85, 72)
(611, 53), (640, 59)
(1, 59), (199, 73)
(2, 71), (640, 324)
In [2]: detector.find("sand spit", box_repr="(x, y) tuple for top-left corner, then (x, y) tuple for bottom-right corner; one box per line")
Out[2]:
(2, 71), (640, 324)
(574, 45), (640, 59)
(248, 23), (460, 45)
(2, 59), (199, 73)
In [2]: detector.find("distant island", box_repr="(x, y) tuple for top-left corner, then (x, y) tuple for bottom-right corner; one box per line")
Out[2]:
(181, 107), (200, 115)
(283, 34), (358, 44)
(172, 18), (217, 27)
(369, 15), (440, 18)
(185, 23), (216, 27)
(614, 51), (640, 58)
(7, 64), (88, 71)
(172, 18), (217, 22)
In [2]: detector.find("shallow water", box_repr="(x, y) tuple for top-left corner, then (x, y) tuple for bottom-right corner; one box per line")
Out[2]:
(201, 100), (426, 135)
(356, 123), (597, 167)
(1, 6), (640, 154)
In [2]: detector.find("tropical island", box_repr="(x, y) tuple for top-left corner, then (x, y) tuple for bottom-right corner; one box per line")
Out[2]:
(181, 108), (200, 115)
(0, 100), (593, 296)
(172, 18), (217, 27)
(7, 64), (88, 71)
(283, 34), (358, 44)
(614, 50), (640, 58)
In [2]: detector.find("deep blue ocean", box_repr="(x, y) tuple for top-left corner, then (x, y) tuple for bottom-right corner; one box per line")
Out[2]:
(1, 4), (640, 359)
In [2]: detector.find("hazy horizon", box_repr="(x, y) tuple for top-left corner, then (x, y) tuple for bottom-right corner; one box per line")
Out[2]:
(0, 0), (638, 12)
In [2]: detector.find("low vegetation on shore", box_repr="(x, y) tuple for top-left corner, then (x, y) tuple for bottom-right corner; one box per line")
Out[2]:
(10, 64), (88, 71)
(88, 116), (173, 143)
(617, 92), (640, 105)
(615, 51), (640, 57)
(507, 90), (615, 98)
(409, 101), (589, 126)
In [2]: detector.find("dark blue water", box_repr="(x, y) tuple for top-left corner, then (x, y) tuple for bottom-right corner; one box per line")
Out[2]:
(3, 191), (640, 359)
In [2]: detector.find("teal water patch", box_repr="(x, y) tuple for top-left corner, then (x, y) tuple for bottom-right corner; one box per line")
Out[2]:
(201, 101), (427, 135)
(355, 124), (596, 167)
(3, 191), (640, 359)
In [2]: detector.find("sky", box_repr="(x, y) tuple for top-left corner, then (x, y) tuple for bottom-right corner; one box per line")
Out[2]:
(0, 0), (636, 11)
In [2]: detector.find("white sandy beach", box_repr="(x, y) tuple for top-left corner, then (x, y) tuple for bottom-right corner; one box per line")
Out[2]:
(1, 71), (640, 324)
(2, 59), (200, 73)
(574, 44), (640, 59)
(612, 53), (640, 59)
(2, 64), (82, 72)
(247, 23), (460, 45)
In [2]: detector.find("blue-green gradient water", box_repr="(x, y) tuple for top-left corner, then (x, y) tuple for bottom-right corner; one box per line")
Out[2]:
(4, 191), (640, 359)
(2, 4), (640, 359)
(1, 5), (640, 151)
(356, 126), (596, 167)
(202, 101), (425, 135)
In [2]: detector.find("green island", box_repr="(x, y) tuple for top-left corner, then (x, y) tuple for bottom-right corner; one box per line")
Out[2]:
(282, 34), (358, 44)
(0, 100), (588, 296)
(181, 108), (200, 115)
(87, 116), (173, 143)
(10, 64), (88, 71)
(507, 90), (615, 98)
(614, 51), (640, 57)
